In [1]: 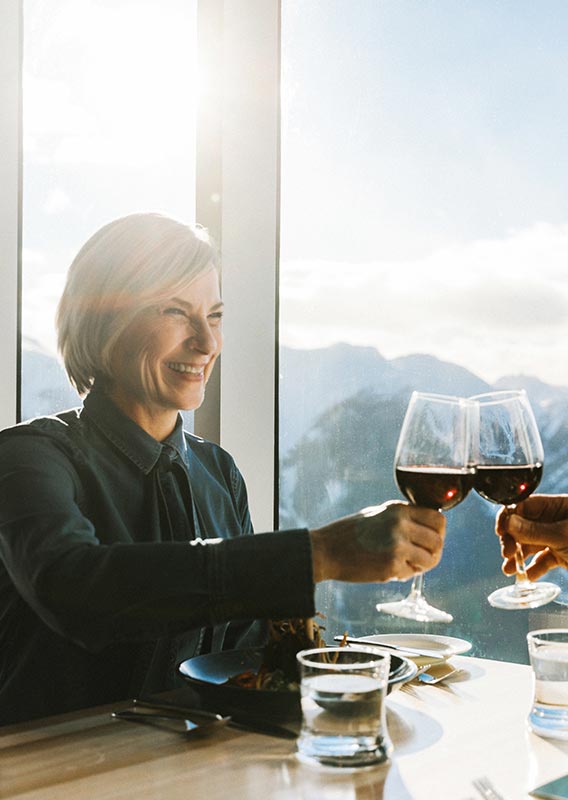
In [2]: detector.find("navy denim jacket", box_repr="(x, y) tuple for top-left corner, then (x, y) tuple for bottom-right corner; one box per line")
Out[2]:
(0, 390), (314, 725)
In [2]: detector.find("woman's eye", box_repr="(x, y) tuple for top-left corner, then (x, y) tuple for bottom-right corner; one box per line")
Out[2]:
(208, 311), (224, 322)
(163, 307), (186, 317)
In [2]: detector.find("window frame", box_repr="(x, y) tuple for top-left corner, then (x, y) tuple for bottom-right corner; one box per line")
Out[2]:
(0, 0), (22, 431)
(196, 0), (281, 534)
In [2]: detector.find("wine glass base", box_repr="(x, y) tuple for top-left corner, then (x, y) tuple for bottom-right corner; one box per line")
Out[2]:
(488, 581), (561, 610)
(376, 595), (453, 624)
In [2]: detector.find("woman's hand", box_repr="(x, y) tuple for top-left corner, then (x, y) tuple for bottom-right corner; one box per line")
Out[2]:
(309, 501), (446, 584)
(496, 494), (568, 579)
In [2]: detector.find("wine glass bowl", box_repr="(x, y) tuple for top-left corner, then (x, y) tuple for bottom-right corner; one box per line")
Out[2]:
(376, 392), (476, 624)
(475, 463), (543, 507)
(471, 389), (560, 610)
(395, 466), (475, 512)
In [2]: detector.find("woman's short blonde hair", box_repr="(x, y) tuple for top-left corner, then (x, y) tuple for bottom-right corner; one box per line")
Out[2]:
(57, 212), (219, 395)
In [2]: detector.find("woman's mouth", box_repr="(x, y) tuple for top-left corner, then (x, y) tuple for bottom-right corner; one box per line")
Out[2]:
(166, 361), (205, 377)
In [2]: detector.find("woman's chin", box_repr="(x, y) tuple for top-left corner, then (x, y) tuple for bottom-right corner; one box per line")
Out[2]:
(176, 392), (205, 413)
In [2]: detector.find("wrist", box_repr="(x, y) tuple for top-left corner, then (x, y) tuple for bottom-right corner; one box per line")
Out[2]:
(309, 528), (327, 583)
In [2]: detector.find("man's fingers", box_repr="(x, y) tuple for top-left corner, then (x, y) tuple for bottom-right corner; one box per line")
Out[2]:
(499, 531), (517, 558)
(515, 494), (568, 523)
(507, 515), (568, 548)
(526, 549), (559, 581)
(502, 546), (552, 577)
(496, 506), (515, 536)
(502, 556), (516, 576)
(500, 532), (541, 560)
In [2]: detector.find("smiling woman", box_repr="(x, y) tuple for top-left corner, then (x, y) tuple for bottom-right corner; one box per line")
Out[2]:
(0, 211), (446, 726)
(107, 272), (224, 441)
(57, 213), (223, 441)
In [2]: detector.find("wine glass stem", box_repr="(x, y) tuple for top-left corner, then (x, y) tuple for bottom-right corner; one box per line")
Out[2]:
(514, 541), (530, 584)
(408, 572), (425, 599)
(508, 504), (530, 585)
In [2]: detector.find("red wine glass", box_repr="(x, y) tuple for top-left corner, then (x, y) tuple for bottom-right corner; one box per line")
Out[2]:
(471, 389), (560, 610)
(376, 392), (476, 623)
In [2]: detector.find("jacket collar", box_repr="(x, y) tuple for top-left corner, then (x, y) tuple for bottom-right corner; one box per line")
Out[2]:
(82, 388), (186, 475)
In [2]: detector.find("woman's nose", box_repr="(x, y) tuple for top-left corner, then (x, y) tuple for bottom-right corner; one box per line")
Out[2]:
(185, 321), (218, 354)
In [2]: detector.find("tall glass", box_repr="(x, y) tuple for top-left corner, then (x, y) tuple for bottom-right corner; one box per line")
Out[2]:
(376, 392), (476, 623)
(471, 390), (560, 610)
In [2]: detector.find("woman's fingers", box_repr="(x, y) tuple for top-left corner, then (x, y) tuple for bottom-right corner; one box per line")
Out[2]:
(310, 501), (446, 583)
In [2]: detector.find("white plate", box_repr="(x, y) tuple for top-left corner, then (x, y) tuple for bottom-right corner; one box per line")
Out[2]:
(354, 633), (472, 659)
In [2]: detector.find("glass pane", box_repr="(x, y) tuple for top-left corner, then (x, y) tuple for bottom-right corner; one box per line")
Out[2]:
(22, 0), (198, 422)
(279, 0), (568, 662)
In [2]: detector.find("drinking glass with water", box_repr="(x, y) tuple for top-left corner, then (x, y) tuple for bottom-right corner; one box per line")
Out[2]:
(296, 646), (392, 767)
(527, 628), (568, 741)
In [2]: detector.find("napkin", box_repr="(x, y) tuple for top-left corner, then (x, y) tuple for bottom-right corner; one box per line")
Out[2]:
(531, 775), (568, 799)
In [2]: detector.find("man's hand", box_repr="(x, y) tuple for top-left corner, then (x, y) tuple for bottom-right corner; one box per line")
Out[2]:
(309, 501), (446, 584)
(496, 494), (568, 579)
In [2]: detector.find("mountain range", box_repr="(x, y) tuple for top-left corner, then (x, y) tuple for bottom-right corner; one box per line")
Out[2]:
(21, 338), (568, 520)
(280, 343), (568, 451)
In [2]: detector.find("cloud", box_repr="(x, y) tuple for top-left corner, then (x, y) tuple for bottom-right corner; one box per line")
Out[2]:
(280, 223), (568, 387)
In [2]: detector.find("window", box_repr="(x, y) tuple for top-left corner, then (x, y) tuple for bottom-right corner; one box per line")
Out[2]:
(7, 0), (568, 664)
(22, 0), (198, 420)
(1, 0), (279, 529)
(279, 0), (568, 662)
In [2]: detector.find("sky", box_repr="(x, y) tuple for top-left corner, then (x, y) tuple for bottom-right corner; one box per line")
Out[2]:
(22, 0), (198, 356)
(279, 223), (568, 386)
(279, 0), (568, 387)
(22, 0), (568, 389)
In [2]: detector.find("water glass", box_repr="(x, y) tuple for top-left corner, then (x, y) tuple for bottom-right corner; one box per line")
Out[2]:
(527, 628), (568, 740)
(296, 646), (392, 768)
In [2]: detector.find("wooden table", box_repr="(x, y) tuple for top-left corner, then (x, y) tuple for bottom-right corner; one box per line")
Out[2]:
(1, 656), (567, 799)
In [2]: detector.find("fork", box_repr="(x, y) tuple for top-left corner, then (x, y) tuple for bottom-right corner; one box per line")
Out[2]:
(472, 776), (509, 800)
(416, 663), (462, 684)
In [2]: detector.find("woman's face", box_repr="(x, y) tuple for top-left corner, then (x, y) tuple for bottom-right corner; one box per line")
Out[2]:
(109, 267), (223, 427)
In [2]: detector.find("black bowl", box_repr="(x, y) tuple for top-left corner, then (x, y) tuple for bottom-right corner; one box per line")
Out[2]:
(178, 647), (416, 722)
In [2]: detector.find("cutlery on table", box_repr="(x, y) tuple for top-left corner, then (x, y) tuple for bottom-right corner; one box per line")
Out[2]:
(124, 699), (298, 740)
(112, 709), (229, 734)
(472, 776), (509, 800)
(416, 663), (462, 684)
(334, 635), (449, 660)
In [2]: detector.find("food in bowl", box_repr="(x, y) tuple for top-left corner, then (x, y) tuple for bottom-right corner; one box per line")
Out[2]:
(225, 616), (347, 691)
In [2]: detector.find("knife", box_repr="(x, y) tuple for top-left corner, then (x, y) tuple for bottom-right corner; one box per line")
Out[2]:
(130, 699), (298, 740)
(334, 635), (448, 660)
(112, 709), (227, 733)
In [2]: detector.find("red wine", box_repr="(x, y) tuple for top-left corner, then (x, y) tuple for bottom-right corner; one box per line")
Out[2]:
(474, 463), (543, 505)
(395, 466), (475, 511)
